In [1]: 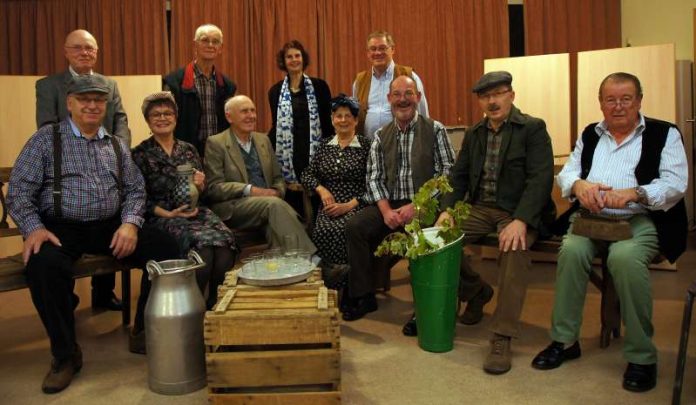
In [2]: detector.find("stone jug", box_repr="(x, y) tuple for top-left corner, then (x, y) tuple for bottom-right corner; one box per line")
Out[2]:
(173, 164), (199, 210)
(145, 250), (207, 395)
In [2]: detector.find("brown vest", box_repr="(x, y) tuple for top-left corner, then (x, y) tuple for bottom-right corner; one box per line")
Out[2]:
(380, 114), (435, 199)
(354, 64), (414, 136)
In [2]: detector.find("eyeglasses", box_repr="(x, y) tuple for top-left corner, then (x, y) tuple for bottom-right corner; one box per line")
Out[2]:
(148, 111), (176, 119)
(65, 45), (98, 54)
(368, 45), (391, 53)
(602, 97), (635, 108)
(74, 95), (108, 105)
(390, 90), (417, 99)
(198, 37), (222, 47)
(478, 89), (511, 101)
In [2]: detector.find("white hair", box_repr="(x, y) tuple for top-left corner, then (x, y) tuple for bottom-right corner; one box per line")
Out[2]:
(194, 24), (223, 43)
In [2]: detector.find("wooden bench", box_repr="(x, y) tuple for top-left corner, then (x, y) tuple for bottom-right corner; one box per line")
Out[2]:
(0, 167), (132, 326)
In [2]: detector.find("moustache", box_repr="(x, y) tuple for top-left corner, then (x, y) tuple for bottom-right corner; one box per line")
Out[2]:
(487, 104), (500, 112)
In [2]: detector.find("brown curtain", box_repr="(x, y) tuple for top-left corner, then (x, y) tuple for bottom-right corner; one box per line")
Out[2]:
(524, 0), (621, 143)
(0, 0), (169, 75)
(321, 0), (510, 127)
(170, 0), (509, 131)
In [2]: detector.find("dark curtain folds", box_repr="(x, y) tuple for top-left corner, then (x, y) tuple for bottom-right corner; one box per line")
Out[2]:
(0, 0), (169, 75)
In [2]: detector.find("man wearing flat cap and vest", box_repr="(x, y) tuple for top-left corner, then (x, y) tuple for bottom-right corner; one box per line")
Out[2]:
(8, 75), (179, 394)
(352, 30), (429, 140)
(437, 71), (555, 374)
(532, 72), (688, 393)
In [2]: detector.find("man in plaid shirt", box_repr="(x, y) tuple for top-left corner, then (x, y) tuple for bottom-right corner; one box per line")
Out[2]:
(342, 75), (454, 321)
(8, 75), (179, 394)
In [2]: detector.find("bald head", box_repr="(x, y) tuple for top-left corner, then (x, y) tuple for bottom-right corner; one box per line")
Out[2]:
(64, 29), (99, 74)
(224, 95), (257, 138)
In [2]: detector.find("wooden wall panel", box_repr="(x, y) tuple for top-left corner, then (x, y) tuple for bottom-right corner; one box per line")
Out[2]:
(484, 53), (571, 162)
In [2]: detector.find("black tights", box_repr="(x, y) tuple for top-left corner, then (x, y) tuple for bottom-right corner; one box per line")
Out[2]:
(197, 246), (237, 309)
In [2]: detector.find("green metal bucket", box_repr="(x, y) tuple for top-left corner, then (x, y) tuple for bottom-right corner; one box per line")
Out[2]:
(409, 227), (463, 353)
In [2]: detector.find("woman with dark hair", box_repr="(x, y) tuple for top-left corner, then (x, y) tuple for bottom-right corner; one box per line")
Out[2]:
(131, 91), (238, 313)
(268, 40), (333, 216)
(301, 94), (369, 288)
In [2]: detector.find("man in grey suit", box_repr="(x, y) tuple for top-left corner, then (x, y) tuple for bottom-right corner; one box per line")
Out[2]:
(36, 29), (130, 146)
(204, 95), (316, 255)
(34, 29), (130, 311)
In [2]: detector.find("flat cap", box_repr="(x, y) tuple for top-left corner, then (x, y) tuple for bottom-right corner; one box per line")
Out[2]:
(66, 74), (109, 95)
(141, 91), (178, 118)
(472, 71), (513, 93)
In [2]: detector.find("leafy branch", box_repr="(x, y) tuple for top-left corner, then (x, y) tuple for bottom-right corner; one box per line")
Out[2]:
(375, 176), (470, 260)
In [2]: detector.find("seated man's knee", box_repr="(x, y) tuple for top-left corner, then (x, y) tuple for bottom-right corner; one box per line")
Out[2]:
(25, 245), (69, 281)
(558, 235), (593, 263)
(607, 243), (650, 282)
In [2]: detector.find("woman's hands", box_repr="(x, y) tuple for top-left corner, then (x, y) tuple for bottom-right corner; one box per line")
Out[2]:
(193, 169), (205, 192)
(155, 205), (199, 219)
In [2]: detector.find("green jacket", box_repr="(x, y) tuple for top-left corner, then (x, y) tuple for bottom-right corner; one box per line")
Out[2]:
(441, 105), (555, 230)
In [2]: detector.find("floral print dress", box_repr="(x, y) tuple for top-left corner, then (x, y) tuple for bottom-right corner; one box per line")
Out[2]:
(131, 136), (238, 254)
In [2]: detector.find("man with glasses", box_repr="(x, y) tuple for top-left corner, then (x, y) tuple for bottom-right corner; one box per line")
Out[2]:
(164, 23), (237, 156)
(352, 30), (429, 139)
(35, 29), (130, 312)
(532, 72), (688, 392)
(438, 71), (555, 374)
(342, 75), (453, 321)
(9, 75), (178, 393)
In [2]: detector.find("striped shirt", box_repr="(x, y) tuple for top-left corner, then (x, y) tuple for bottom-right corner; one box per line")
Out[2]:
(7, 119), (145, 238)
(194, 63), (218, 143)
(557, 114), (687, 217)
(365, 113), (454, 203)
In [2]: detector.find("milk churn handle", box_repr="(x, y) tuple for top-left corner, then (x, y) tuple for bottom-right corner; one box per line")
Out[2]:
(145, 260), (165, 280)
(188, 250), (204, 265)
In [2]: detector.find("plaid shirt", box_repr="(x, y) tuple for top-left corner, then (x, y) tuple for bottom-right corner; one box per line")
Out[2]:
(7, 119), (145, 238)
(365, 113), (454, 203)
(477, 121), (506, 203)
(193, 63), (218, 143)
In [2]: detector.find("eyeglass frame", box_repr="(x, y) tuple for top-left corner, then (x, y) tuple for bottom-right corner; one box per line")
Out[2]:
(72, 95), (108, 105)
(477, 88), (512, 101)
(601, 96), (637, 108)
(147, 111), (176, 119)
(367, 45), (391, 53)
(197, 37), (222, 47)
(65, 45), (99, 54)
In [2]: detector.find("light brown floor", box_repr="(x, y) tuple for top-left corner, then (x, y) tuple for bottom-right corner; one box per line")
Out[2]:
(2, 236), (696, 405)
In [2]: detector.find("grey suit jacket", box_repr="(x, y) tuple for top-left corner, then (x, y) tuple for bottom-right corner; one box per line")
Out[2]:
(35, 70), (130, 146)
(204, 129), (285, 221)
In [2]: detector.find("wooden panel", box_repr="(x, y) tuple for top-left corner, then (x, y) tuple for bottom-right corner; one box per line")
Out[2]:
(207, 349), (340, 388)
(205, 313), (338, 346)
(484, 53), (571, 158)
(577, 44), (676, 133)
(109, 75), (162, 146)
(209, 391), (341, 405)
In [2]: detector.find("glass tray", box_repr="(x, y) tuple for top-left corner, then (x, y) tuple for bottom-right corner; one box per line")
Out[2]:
(238, 259), (315, 286)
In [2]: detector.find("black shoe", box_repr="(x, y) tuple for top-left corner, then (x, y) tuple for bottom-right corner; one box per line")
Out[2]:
(71, 292), (80, 311)
(623, 363), (656, 392)
(341, 294), (377, 321)
(531, 341), (581, 370)
(459, 283), (494, 325)
(92, 291), (123, 311)
(402, 314), (417, 336)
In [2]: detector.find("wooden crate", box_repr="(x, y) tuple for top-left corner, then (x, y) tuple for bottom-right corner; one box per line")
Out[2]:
(205, 281), (341, 404)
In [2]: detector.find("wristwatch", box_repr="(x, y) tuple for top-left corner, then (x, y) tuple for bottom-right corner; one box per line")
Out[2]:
(635, 186), (648, 205)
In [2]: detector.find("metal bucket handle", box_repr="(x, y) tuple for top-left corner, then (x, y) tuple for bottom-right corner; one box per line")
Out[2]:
(188, 250), (204, 266)
(146, 259), (165, 280)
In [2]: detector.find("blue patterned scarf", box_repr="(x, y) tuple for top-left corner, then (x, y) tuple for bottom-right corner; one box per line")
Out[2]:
(275, 74), (322, 182)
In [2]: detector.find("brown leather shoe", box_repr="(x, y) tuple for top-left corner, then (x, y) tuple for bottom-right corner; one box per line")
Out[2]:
(42, 344), (82, 394)
(483, 334), (512, 375)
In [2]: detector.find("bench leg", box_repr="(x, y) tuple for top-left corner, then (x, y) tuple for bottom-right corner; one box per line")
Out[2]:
(121, 269), (131, 326)
(672, 289), (696, 405)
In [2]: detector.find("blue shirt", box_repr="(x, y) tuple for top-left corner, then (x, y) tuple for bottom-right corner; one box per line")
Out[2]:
(8, 119), (145, 237)
(557, 114), (687, 217)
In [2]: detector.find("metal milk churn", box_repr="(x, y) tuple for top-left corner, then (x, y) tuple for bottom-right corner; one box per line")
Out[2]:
(173, 163), (199, 210)
(145, 250), (207, 395)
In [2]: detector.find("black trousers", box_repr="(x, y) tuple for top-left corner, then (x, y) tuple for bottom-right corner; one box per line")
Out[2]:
(24, 217), (179, 360)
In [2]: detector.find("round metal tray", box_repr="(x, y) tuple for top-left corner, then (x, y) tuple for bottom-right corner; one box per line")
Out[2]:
(238, 260), (315, 286)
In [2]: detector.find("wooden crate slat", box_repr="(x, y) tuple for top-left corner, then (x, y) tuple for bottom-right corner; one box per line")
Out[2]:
(208, 391), (341, 405)
(207, 349), (340, 388)
(205, 315), (339, 346)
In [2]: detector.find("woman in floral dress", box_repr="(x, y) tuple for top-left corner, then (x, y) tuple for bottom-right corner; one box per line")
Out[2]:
(132, 92), (238, 309)
(301, 94), (369, 288)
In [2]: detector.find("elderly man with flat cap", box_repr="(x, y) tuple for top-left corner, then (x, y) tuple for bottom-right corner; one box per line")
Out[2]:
(436, 71), (555, 374)
(8, 75), (179, 394)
